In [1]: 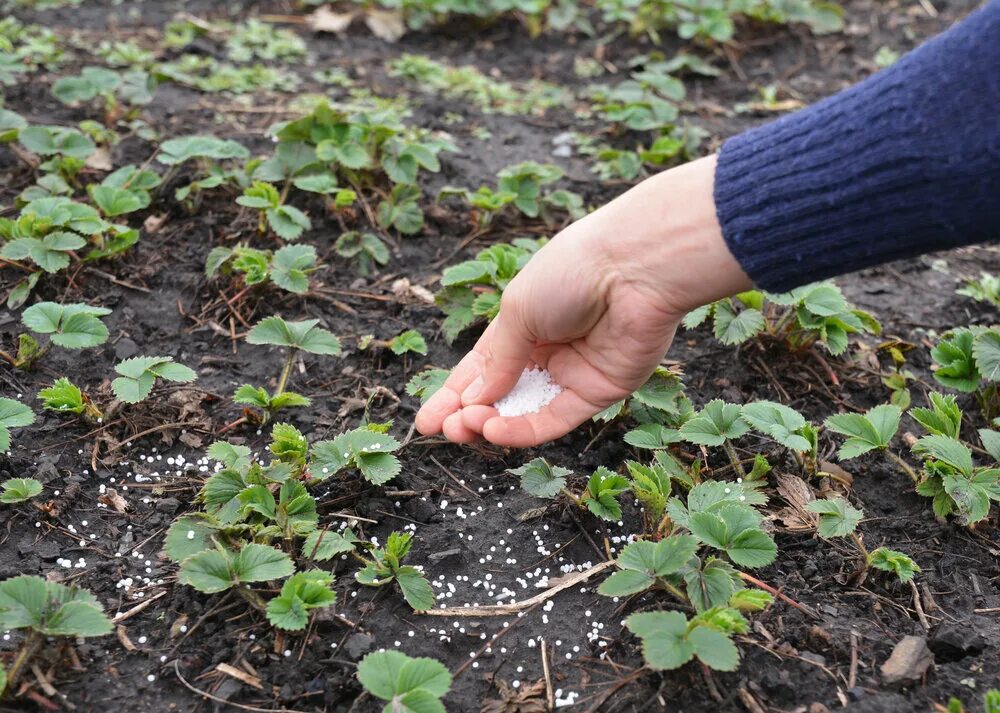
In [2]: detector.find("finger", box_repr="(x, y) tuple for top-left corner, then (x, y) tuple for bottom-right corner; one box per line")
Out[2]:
(414, 349), (484, 436)
(461, 309), (535, 407)
(460, 403), (498, 434)
(442, 410), (480, 443)
(480, 389), (602, 448)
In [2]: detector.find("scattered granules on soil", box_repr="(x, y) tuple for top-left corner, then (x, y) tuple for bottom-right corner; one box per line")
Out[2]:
(493, 367), (563, 417)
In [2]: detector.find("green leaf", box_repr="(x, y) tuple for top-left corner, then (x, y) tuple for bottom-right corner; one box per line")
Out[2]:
(178, 549), (235, 593)
(0, 478), (43, 504)
(396, 566), (434, 611)
(158, 135), (250, 165)
(38, 377), (85, 414)
(390, 329), (428, 356)
(824, 404), (900, 460)
(207, 441), (252, 470)
(509, 458), (570, 499)
(358, 651), (451, 710)
(912, 435), (974, 478)
(805, 497), (863, 538)
(974, 329), (1000, 382)
(911, 392), (962, 439)
(302, 528), (359, 561)
(267, 204), (311, 241)
(87, 185), (146, 217)
(932, 329), (980, 392)
(233, 543), (295, 583)
(247, 316), (341, 355)
(625, 611), (695, 670)
(867, 547), (920, 583)
(0, 398), (35, 452)
(741, 401), (810, 451)
(726, 529), (777, 569)
(22, 302), (111, 349)
(164, 514), (218, 562)
(680, 399), (749, 446)
(45, 600), (114, 637)
(406, 368), (448, 404)
(0, 575), (110, 637)
(271, 244), (316, 294)
(713, 301), (765, 344)
(979, 429), (1000, 463)
(597, 569), (656, 597)
(684, 559), (740, 612)
(688, 625), (739, 671)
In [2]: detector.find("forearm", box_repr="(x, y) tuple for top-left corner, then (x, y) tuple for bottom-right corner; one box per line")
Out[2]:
(714, 0), (1000, 292)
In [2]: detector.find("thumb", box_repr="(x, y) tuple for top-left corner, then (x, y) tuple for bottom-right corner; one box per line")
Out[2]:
(462, 309), (535, 407)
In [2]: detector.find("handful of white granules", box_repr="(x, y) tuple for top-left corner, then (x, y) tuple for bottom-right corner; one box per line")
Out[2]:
(493, 367), (563, 417)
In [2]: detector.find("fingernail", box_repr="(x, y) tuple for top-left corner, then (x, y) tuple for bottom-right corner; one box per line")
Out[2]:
(461, 376), (483, 404)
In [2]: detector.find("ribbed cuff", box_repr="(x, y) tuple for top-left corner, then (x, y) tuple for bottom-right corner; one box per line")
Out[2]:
(713, 0), (1000, 293)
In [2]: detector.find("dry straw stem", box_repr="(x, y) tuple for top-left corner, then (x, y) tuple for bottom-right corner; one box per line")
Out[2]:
(420, 560), (615, 616)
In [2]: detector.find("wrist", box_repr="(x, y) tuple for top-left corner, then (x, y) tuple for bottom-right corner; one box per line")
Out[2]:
(598, 154), (753, 315)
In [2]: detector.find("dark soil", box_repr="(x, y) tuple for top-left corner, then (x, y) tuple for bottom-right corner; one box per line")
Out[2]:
(1, 1), (997, 712)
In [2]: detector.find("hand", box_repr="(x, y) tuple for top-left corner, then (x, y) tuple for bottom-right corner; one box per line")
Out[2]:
(415, 155), (753, 447)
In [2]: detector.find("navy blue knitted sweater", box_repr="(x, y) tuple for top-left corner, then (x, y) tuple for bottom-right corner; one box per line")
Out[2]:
(714, 0), (1000, 292)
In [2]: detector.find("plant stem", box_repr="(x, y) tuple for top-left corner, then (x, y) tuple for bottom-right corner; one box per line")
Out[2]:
(236, 586), (266, 612)
(660, 580), (689, 605)
(850, 531), (869, 559)
(722, 440), (746, 478)
(275, 349), (296, 396)
(561, 488), (584, 509)
(6, 630), (44, 693)
(886, 450), (919, 484)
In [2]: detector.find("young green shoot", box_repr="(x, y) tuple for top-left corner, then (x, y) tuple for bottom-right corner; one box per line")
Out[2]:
(511, 458), (629, 522)
(38, 377), (102, 422)
(355, 531), (434, 611)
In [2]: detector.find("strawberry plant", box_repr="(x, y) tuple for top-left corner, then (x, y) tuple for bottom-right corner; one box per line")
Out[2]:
(740, 400), (819, 472)
(361, 329), (428, 356)
(236, 316), (341, 421)
(512, 459), (630, 522)
(437, 185), (517, 228)
(155, 134), (251, 201)
(236, 181), (312, 240)
(823, 403), (918, 481)
(624, 608), (745, 671)
(679, 399), (774, 478)
(0, 397), (34, 451)
(956, 271), (1000, 308)
(806, 496), (920, 582)
(357, 650), (451, 713)
(911, 433), (1000, 525)
(435, 238), (545, 342)
(111, 355), (197, 404)
(334, 231), (389, 275)
(684, 282), (879, 356)
(52, 66), (156, 121)
(0, 477), (42, 504)
(594, 368), (695, 450)
(355, 531), (434, 611)
(206, 243), (318, 294)
(586, 59), (684, 132)
(0, 575), (111, 693)
(38, 377), (102, 422)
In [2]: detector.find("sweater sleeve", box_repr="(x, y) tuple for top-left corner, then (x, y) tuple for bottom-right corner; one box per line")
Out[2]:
(713, 0), (1000, 292)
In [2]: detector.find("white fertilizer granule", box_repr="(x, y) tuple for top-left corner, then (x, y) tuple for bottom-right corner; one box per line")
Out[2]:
(493, 367), (563, 417)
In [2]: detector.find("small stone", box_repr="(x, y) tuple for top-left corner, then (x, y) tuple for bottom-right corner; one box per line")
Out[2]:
(881, 636), (933, 686)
